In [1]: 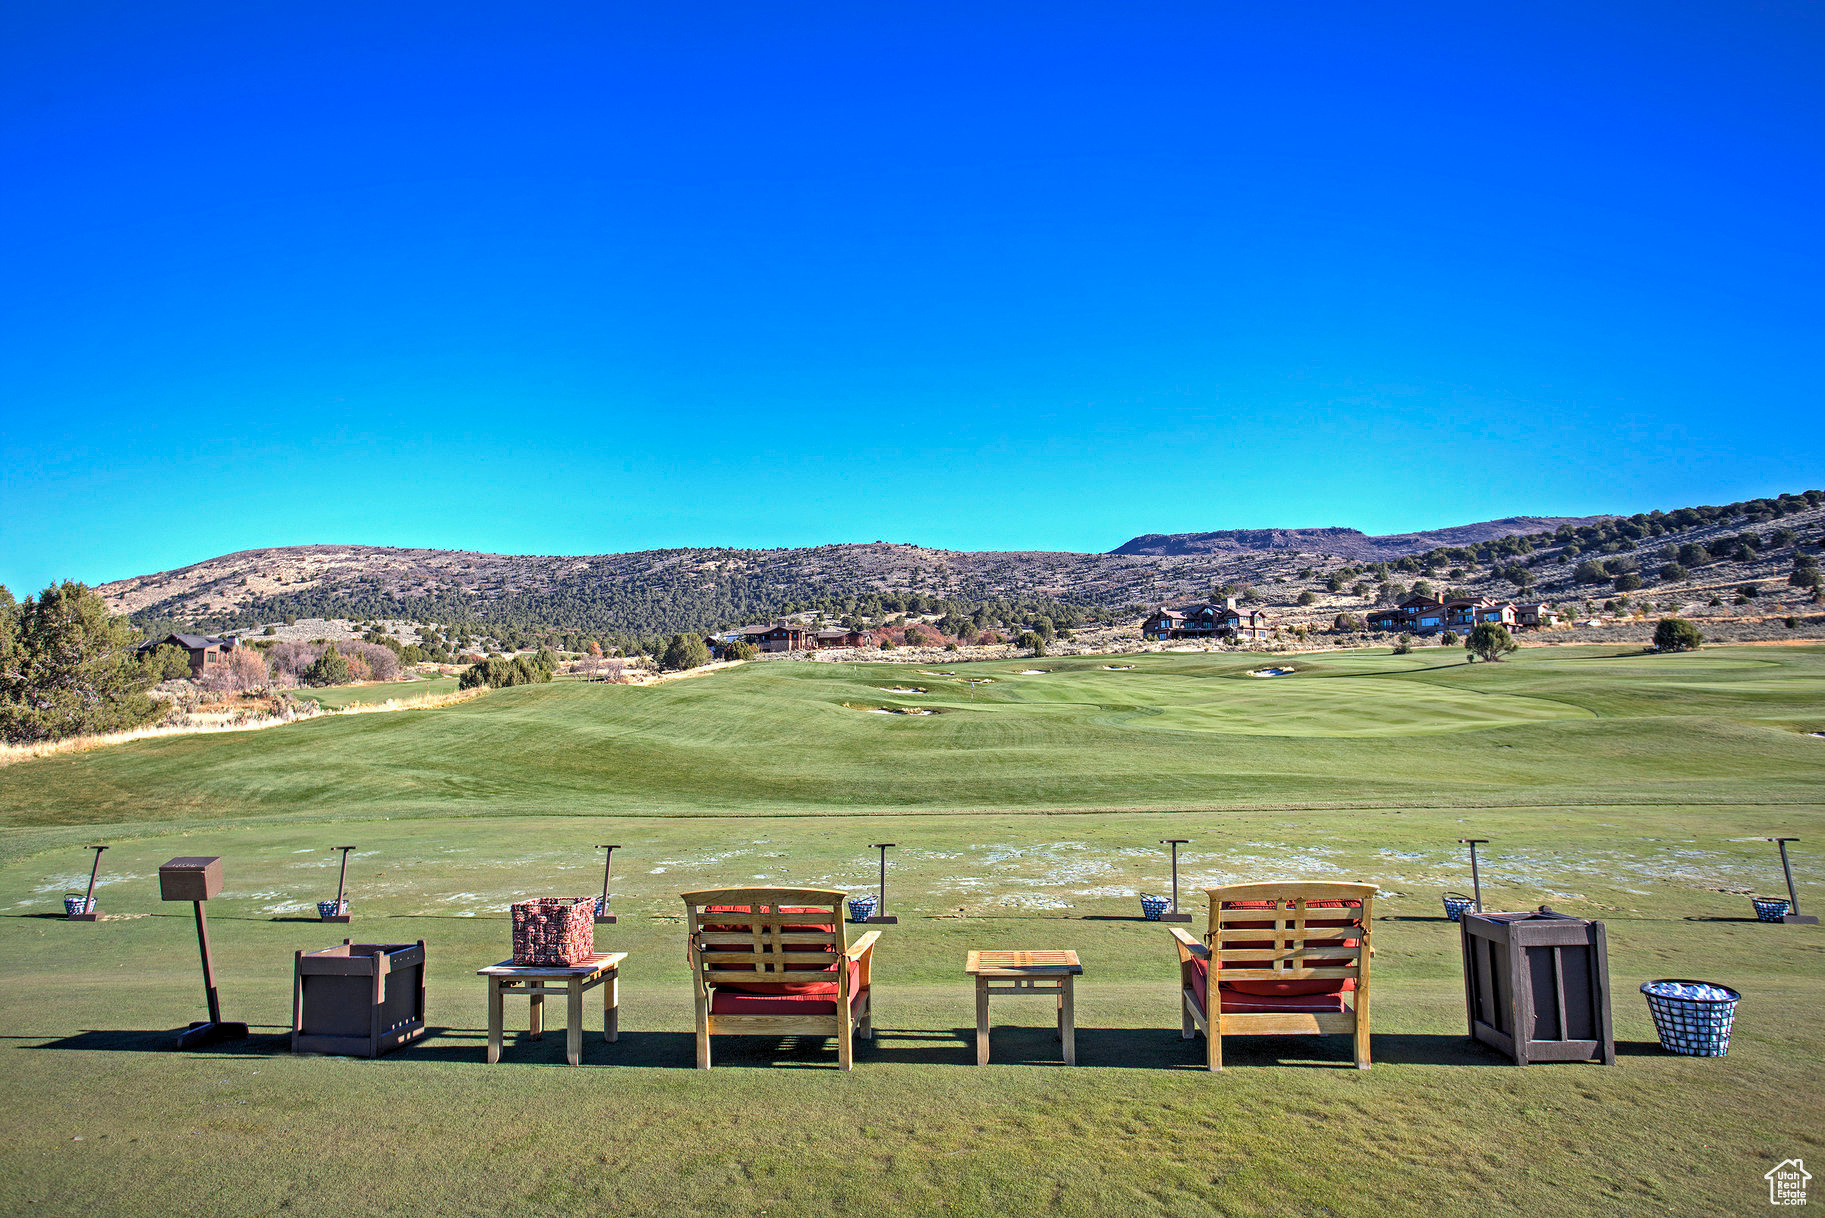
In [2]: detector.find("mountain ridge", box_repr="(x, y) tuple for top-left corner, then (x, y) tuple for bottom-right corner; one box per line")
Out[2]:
(1109, 516), (1611, 560)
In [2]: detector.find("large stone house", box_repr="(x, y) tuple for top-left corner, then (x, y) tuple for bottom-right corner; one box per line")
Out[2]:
(1141, 598), (1271, 642)
(1367, 595), (1517, 635)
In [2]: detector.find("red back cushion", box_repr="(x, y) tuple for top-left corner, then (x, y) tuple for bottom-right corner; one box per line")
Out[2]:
(1218, 898), (1362, 996)
(698, 905), (845, 994)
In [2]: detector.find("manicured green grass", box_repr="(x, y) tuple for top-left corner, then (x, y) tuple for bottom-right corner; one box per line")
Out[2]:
(0, 646), (1821, 1216)
(282, 675), (459, 709)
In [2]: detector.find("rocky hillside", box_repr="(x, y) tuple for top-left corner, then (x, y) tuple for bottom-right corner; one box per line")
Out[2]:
(98, 491), (1825, 643)
(1110, 516), (1609, 560)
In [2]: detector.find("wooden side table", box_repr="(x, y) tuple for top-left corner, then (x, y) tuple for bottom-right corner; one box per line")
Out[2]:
(965, 950), (1082, 1065)
(477, 952), (627, 1065)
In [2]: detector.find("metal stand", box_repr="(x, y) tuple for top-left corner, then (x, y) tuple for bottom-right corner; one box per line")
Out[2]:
(1771, 837), (1819, 924)
(321, 846), (354, 922)
(595, 844), (621, 924)
(69, 845), (107, 920)
(1159, 839), (1192, 922)
(1459, 838), (1489, 912)
(177, 900), (247, 1049)
(865, 843), (898, 923)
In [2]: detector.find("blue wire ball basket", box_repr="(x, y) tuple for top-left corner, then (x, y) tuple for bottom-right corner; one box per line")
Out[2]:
(1139, 894), (1173, 921)
(1751, 896), (1791, 923)
(63, 895), (93, 916)
(847, 895), (877, 922)
(317, 899), (349, 919)
(1442, 893), (1477, 922)
(1641, 979), (1740, 1056)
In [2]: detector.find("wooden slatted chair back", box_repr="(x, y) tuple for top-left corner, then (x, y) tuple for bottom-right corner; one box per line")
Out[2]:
(1204, 881), (1376, 992)
(682, 886), (847, 987)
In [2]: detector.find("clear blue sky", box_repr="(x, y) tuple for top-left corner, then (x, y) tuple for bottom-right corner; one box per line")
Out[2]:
(3, 2), (1822, 593)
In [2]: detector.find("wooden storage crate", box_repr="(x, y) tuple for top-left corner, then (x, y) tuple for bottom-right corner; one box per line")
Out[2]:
(292, 940), (427, 1058)
(1461, 910), (1614, 1065)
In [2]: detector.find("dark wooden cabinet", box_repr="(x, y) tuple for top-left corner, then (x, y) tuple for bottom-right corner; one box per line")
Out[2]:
(292, 940), (427, 1058)
(1461, 910), (1615, 1065)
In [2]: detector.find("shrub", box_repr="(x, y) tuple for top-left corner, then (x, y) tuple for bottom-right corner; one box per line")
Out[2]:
(660, 634), (710, 672)
(1613, 573), (1643, 592)
(1331, 613), (1361, 632)
(1653, 617), (1704, 652)
(1439, 630), (1459, 646)
(200, 646), (271, 696)
(1466, 622), (1518, 663)
(1392, 633), (1413, 655)
(1658, 563), (1687, 583)
(1296, 591), (1317, 606)
(1574, 560), (1607, 584)
(1737, 583), (1761, 598)
(1676, 543), (1711, 567)
(727, 640), (758, 661)
(1016, 631), (1045, 656)
(303, 643), (351, 686)
(140, 643), (193, 684)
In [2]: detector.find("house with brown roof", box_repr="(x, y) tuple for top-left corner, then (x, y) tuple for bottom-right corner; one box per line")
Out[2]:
(135, 632), (242, 678)
(1514, 603), (1560, 629)
(1141, 598), (1270, 642)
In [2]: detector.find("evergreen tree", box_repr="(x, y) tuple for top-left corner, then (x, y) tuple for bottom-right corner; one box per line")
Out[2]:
(0, 581), (161, 743)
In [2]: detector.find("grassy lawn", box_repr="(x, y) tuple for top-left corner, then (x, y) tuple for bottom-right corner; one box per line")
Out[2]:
(281, 675), (459, 710)
(0, 646), (1820, 1216)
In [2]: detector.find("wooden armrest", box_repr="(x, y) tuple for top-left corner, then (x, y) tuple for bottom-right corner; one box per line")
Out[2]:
(1169, 927), (1209, 958)
(844, 930), (883, 960)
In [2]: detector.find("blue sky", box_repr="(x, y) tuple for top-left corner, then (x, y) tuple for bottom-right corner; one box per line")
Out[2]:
(3, 2), (1822, 592)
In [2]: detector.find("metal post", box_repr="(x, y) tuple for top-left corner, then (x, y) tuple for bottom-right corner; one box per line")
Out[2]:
(866, 843), (898, 923)
(1159, 839), (1192, 922)
(194, 901), (222, 1024)
(1459, 839), (1489, 912)
(1770, 837), (1819, 924)
(323, 846), (354, 922)
(71, 845), (107, 920)
(596, 844), (622, 924)
(176, 899), (247, 1049)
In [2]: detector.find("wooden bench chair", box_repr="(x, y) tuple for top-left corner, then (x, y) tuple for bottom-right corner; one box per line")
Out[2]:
(682, 886), (880, 1071)
(1169, 881), (1374, 1070)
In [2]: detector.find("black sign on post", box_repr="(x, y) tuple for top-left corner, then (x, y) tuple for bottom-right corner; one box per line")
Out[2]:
(69, 845), (108, 921)
(1159, 840), (1193, 922)
(321, 846), (355, 922)
(595, 844), (622, 924)
(1458, 839), (1490, 912)
(1768, 838), (1819, 924)
(866, 843), (898, 923)
(158, 856), (248, 1050)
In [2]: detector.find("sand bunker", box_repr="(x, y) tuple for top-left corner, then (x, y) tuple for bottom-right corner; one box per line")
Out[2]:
(1018, 669), (1051, 675)
(866, 706), (934, 716)
(917, 670), (956, 676)
(1102, 664), (1135, 670)
(1248, 667), (1295, 677)
(883, 686), (927, 694)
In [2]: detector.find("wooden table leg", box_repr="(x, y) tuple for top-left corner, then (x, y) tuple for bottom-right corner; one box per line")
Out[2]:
(486, 977), (503, 1064)
(975, 976), (990, 1066)
(567, 978), (583, 1066)
(1056, 983), (1064, 1040)
(604, 970), (619, 1043)
(530, 989), (544, 1040)
(1061, 975), (1076, 1066)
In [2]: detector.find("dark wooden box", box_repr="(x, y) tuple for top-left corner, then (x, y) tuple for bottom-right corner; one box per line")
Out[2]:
(1461, 910), (1614, 1065)
(159, 856), (223, 902)
(292, 940), (427, 1058)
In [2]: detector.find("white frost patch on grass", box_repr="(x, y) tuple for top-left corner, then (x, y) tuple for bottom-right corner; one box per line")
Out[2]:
(263, 901), (315, 915)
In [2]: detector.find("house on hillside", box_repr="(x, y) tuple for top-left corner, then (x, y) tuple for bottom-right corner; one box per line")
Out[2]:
(1366, 595), (1446, 634)
(1141, 598), (1270, 642)
(135, 632), (242, 678)
(1514, 603), (1560, 629)
(813, 628), (875, 649)
(1368, 595), (1517, 635)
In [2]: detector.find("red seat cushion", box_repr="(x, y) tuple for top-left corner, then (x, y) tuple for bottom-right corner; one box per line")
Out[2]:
(710, 957), (866, 1016)
(1218, 899), (1362, 997)
(1217, 984), (1348, 1015)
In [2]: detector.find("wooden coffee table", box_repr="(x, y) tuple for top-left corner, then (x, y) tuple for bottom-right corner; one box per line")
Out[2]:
(965, 949), (1082, 1065)
(477, 952), (626, 1065)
